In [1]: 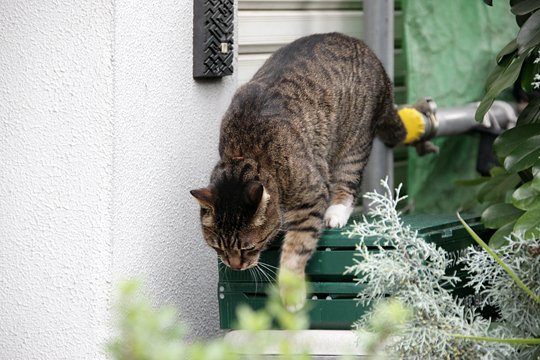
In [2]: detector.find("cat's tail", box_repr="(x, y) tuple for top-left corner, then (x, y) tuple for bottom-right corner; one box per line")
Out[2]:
(376, 99), (407, 147)
(376, 95), (440, 156)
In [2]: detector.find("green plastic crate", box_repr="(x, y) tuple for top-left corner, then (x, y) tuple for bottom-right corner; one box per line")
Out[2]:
(218, 214), (490, 329)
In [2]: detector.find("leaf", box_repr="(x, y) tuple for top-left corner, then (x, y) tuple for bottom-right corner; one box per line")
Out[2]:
(525, 30), (540, 54)
(486, 52), (528, 96)
(512, 181), (540, 210)
(493, 123), (540, 158)
(480, 53), (514, 107)
(451, 334), (540, 345)
(520, 48), (540, 93)
(489, 166), (507, 177)
(454, 177), (490, 187)
(517, 10), (540, 53)
(503, 135), (540, 172)
(512, 1), (533, 25)
(476, 99), (496, 122)
(511, 0), (540, 15)
(511, 0), (529, 7)
(533, 162), (540, 190)
(486, 62), (509, 89)
(489, 221), (515, 248)
(514, 207), (540, 238)
(476, 52), (528, 121)
(497, 39), (519, 64)
(477, 171), (521, 203)
(476, 98), (497, 123)
(481, 202), (524, 228)
(517, 96), (540, 126)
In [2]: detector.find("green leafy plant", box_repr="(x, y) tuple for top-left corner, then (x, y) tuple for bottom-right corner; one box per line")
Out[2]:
(108, 280), (191, 360)
(474, 0), (540, 247)
(346, 179), (539, 359)
(108, 273), (314, 360)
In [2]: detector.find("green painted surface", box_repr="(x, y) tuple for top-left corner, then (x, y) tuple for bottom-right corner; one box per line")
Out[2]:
(218, 214), (490, 329)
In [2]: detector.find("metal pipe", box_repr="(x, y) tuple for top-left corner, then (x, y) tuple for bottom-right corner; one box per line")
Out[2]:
(363, 0), (394, 75)
(436, 104), (481, 137)
(436, 100), (516, 137)
(362, 0), (395, 209)
(401, 99), (517, 144)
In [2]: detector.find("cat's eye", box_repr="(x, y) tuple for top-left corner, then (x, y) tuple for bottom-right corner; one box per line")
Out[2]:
(241, 245), (256, 251)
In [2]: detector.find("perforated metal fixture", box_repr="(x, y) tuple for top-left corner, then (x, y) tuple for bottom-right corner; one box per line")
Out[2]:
(193, 0), (234, 78)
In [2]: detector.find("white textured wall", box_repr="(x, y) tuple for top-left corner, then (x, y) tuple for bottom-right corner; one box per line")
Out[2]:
(112, 0), (236, 339)
(0, 1), (114, 359)
(0, 0), (236, 358)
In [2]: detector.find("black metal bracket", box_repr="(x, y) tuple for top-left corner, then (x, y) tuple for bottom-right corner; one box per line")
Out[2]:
(193, 0), (234, 79)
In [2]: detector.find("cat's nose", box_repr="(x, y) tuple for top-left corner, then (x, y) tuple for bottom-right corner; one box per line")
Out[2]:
(228, 257), (243, 270)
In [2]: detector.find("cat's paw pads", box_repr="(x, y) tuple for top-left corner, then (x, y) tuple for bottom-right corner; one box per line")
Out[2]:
(285, 299), (305, 313)
(278, 270), (307, 312)
(281, 285), (306, 313)
(324, 204), (353, 228)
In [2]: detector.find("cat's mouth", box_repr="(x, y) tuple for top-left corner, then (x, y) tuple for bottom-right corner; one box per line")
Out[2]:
(221, 255), (260, 271)
(222, 260), (258, 271)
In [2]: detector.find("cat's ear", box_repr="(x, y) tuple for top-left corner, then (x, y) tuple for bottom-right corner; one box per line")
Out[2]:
(190, 187), (215, 211)
(246, 182), (271, 226)
(244, 181), (264, 207)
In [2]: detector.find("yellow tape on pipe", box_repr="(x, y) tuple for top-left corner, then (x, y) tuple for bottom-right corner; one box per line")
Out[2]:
(398, 107), (425, 144)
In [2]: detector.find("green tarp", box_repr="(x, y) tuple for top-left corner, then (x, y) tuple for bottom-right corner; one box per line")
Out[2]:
(403, 0), (518, 212)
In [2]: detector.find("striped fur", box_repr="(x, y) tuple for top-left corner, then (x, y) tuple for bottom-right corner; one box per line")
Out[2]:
(191, 33), (406, 294)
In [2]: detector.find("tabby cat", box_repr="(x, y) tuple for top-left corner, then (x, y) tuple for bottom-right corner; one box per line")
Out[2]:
(191, 33), (406, 309)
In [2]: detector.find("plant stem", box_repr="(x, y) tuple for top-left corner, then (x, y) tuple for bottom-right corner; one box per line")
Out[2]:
(451, 334), (540, 345)
(457, 212), (540, 305)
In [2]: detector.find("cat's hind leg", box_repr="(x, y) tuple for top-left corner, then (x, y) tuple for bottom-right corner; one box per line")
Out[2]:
(324, 145), (370, 228)
(324, 189), (354, 228)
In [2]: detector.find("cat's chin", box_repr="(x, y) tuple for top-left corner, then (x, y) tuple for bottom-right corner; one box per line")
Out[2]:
(222, 261), (258, 271)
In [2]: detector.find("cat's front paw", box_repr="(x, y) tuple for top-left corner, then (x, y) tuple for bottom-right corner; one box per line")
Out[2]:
(324, 204), (353, 228)
(278, 269), (307, 313)
(282, 290), (306, 313)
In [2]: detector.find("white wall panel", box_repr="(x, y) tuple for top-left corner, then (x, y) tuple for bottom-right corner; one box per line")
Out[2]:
(239, 0), (361, 10)
(239, 10), (363, 54)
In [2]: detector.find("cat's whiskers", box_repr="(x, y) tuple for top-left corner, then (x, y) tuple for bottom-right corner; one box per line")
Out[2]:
(218, 258), (230, 283)
(258, 261), (279, 271)
(253, 265), (265, 284)
(258, 267), (272, 295)
(256, 262), (277, 283)
(249, 267), (261, 294)
(253, 266), (272, 295)
(260, 267), (274, 284)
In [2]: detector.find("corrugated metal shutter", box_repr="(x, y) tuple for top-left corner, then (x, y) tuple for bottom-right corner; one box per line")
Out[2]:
(237, 0), (406, 104)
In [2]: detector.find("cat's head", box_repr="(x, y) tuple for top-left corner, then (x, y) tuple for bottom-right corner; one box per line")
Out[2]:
(190, 161), (280, 270)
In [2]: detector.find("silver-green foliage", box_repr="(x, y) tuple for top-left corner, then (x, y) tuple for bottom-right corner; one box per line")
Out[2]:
(461, 234), (540, 359)
(345, 179), (523, 359)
